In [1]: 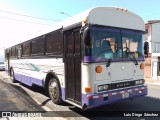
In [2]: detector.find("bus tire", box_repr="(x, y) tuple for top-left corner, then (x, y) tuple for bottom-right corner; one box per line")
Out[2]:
(48, 78), (62, 104)
(10, 69), (16, 83)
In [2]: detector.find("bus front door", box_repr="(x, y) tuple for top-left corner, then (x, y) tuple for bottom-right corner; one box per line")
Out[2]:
(64, 28), (81, 105)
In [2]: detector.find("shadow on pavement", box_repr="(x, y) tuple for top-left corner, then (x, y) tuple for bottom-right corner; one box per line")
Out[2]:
(67, 96), (160, 119)
(11, 82), (71, 107)
(8, 83), (46, 111)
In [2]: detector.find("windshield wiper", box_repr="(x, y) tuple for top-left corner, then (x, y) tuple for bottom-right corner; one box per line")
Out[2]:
(125, 47), (138, 65)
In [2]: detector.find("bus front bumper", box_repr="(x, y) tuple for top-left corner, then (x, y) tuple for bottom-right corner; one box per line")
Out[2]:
(83, 85), (148, 110)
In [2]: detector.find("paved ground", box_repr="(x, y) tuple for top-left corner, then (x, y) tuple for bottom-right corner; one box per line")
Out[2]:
(145, 77), (160, 85)
(0, 80), (45, 111)
(0, 72), (66, 120)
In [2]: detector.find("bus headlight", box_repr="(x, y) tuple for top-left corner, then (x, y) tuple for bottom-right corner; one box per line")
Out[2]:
(135, 80), (144, 85)
(139, 80), (143, 84)
(103, 85), (109, 90)
(135, 81), (140, 85)
(98, 84), (109, 92)
(98, 85), (104, 92)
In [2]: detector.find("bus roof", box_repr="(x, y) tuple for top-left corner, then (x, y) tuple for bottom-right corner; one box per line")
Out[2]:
(6, 7), (144, 48)
(61, 6), (144, 31)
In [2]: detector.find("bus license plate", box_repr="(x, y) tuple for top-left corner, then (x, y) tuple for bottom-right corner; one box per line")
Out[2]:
(122, 92), (129, 99)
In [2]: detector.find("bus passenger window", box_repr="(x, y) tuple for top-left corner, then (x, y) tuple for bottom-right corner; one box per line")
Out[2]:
(31, 37), (44, 55)
(22, 41), (30, 56)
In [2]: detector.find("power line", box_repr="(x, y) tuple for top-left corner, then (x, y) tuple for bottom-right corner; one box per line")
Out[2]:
(0, 15), (53, 25)
(60, 12), (71, 17)
(0, 9), (61, 21)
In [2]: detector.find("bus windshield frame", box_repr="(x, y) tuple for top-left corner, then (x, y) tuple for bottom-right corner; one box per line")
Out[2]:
(83, 26), (144, 63)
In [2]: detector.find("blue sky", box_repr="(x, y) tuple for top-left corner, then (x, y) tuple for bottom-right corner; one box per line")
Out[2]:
(0, 0), (160, 48)
(2, 0), (160, 22)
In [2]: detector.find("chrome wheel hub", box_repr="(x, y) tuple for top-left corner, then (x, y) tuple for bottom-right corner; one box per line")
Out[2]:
(49, 82), (58, 100)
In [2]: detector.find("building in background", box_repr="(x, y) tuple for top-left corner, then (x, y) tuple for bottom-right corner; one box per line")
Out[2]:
(144, 20), (160, 79)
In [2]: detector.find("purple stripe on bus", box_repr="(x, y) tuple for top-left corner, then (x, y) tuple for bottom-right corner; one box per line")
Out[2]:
(14, 73), (45, 87)
(61, 87), (65, 101)
(82, 85), (147, 109)
(92, 27), (120, 33)
(14, 73), (22, 82)
(22, 75), (32, 86)
(31, 77), (45, 87)
(121, 29), (142, 35)
(83, 56), (144, 62)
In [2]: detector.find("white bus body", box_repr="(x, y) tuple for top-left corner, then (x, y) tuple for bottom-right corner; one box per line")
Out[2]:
(5, 7), (147, 110)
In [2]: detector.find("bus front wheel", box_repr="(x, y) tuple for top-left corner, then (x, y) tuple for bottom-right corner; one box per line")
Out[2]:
(48, 78), (62, 104)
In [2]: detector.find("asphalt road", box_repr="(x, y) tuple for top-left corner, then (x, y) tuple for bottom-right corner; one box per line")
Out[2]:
(0, 71), (160, 120)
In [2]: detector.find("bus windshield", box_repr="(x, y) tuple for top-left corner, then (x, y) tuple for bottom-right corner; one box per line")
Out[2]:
(83, 26), (144, 62)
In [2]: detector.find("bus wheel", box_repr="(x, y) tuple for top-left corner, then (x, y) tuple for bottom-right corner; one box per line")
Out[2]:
(48, 78), (62, 104)
(10, 69), (16, 83)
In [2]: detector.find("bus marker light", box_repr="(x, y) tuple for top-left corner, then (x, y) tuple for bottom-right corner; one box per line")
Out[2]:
(96, 66), (102, 73)
(83, 19), (87, 24)
(85, 87), (91, 93)
(140, 63), (144, 70)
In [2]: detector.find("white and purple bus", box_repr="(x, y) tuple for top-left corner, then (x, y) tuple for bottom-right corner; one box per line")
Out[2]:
(5, 7), (147, 110)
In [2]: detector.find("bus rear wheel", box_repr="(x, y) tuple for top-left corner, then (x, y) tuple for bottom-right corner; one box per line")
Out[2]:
(10, 69), (16, 83)
(48, 78), (62, 104)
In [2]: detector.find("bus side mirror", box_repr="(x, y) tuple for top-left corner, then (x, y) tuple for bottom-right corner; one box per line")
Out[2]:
(83, 27), (91, 47)
(144, 42), (149, 57)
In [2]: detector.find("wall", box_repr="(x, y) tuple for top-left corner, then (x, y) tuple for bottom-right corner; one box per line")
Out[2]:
(151, 23), (160, 53)
(144, 54), (151, 78)
(144, 22), (160, 78)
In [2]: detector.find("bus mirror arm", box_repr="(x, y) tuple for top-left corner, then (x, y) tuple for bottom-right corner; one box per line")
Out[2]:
(106, 59), (111, 67)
